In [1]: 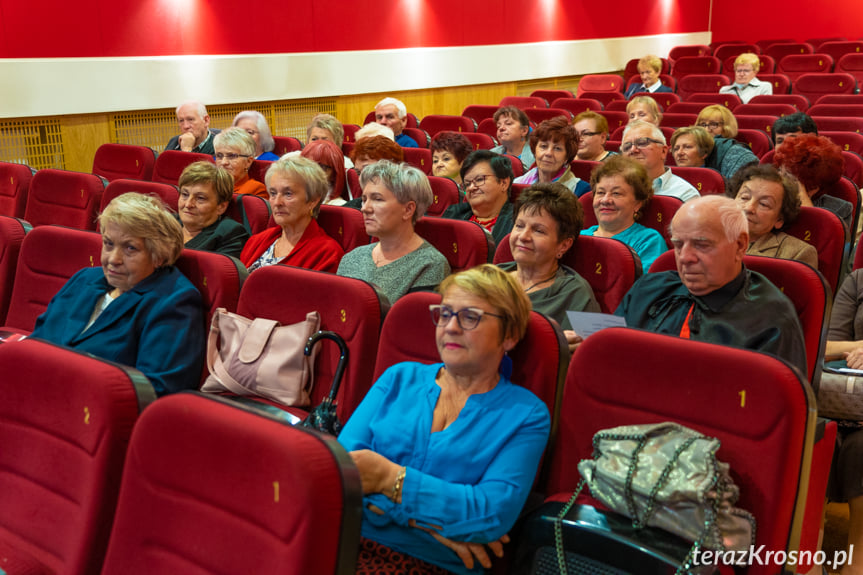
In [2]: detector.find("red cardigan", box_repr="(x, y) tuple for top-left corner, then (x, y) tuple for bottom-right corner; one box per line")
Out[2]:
(240, 219), (344, 273)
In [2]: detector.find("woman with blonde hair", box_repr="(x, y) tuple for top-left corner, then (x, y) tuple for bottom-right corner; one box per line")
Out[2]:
(695, 105), (758, 181)
(626, 95), (662, 126)
(720, 53), (772, 104)
(624, 55), (672, 99)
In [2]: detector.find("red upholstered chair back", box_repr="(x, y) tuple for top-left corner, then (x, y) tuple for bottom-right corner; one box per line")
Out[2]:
(4, 226), (101, 332)
(576, 74), (625, 95)
(317, 204), (370, 253)
(676, 74), (730, 100)
(272, 135), (303, 155)
(749, 93), (811, 112)
(758, 73), (793, 95)
(346, 167), (361, 199)
(736, 102), (798, 116)
(818, 41), (863, 64)
(0, 338), (155, 575)
(777, 53), (835, 81)
(580, 192), (682, 249)
(461, 105), (500, 123)
(812, 115), (863, 133)
(620, 89), (681, 112)
(596, 110), (629, 133)
(414, 217), (494, 271)
(0, 161), (34, 218)
(100, 392), (361, 575)
(735, 128), (773, 158)
(836, 53), (863, 87)
(524, 108), (572, 125)
(569, 160), (601, 182)
(765, 42), (815, 61)
(0, 216), (28, 325)
(545, 328), (816, 573)
(92, 143), (157, 182)
(823, 131), (863, 156)
(402, 147), (432, 174)
(24, 169), (106, 230)
(810, 103), (863, 119)
(713, 42), (760, 62)
(550, 98), (604, 115)
(494, 233), (642, 314)
(671, 55), (722, 79)
(668, 166), (727, 195)
(531, 89), (574, 102)
(461, 131), (497, 151)
(151, 150), (214, 185)
(793, 72), (858, 104)
(342, 123), (362, 143)
(669, 44), (711, 60)
(402, 127), (430, 148)
(477, 117), (498, 139)
(101, 179), (179, 213)
(659, 112), (697, 129)
(426, 176), (461, 216)
(418, 115), (477, 136)
(227, 193), (271, 235)
(236, 265), (388, 423)
(665, 101), (713, 114)
(248, 159), (273, 185)
(576, 91), (625, 108)
(786, 201), (853, 295)
(735, 113), (779, 133)
(499, 96), (548, 110)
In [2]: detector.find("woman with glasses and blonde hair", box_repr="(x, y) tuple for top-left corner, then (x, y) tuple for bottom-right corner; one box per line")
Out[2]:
(719, 53), (772, 104)
(695, 105), (758, 181)
(214, 127), (268, 199)
(340, 264), (550, 575)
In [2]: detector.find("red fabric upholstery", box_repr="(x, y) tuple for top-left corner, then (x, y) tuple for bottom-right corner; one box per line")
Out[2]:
(426, 176), (461, 217)
(236, 265), (388, 422)
(668, 166), (727, 196)
(477, 117), (498, 139)
(505, 154), (525, 177)
(735, 129), (773, 158)
(713, 43), (760, 62)
(842, 150), (863, 187)
(100, 392), (361, 575)
(580, 192), (682, 249)
(671, 55), (722, 79)
(622, 91), (681, 112)
(810, 94), (863, 106)
(668, 44), (711, 61)
(414, 217), (494, 272)
(461, 132), (497, 151)
(91, 143), (156, 182)
(569, 160), (601, 182)
(813, 177), (862, 249)
(812, 116), (863, 133)
(494, 233), (642, 314)
(836, 53), (863, 87)
(603, 100), (630, 112)
(499, 96), (547, 110)
(524, 108), (572, 125)
(0, 216), (27, 325)
(778, 53), (835, 81)
(317, 204), (370, 253)
(402, 127), (430, 148)
(758, 39), (796, 52)
(418, 115), (476, 136)
(4, 226), (101, 332)
(0, 161), (34, 218)
(817, 41), (863, 65)
(596, 111), (629, 133)
(676, 74), (730, 100)
(0, 338), (155, 575)
(530, 89), (573, 103)
(550, 98), (604, 115)
(735, 114), (778, 133)
(659, 112), (697, 129)
(810, 103), (863, 118)
(402, 147), (432, 174)
(823, 130), (863, 156)
(799, 419), (838, 572)
(227, 193), (271, 235)
(342, 123), (362, 143)
(665, 101), (714, 114)
(461, 105), (500, 123)
(545, 328), (816, 574)
(347, 167), (361, 199)
(248, 159), (273, 186)
(100, 179), (179, 212)
(272, 135), (303, 155)
(575, 91), (624, 108)
(576, 74), (625, 96)
(735, 102), (798, 116)
(749, 93), (811, 112)
(151, 150), (214, 185)
(758, 73), (793, 94)
(765, 42), (815, 62)
(793, 73), (858, 104)
(24, 169), (106, 230)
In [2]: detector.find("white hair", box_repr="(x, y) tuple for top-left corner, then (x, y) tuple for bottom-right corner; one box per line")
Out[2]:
(176, 100), (207, 118)
(355, 122), (395, 141)
(375, 97), (407, 119)
(232, 110), (275, 153)
(622, 119), (666, 145)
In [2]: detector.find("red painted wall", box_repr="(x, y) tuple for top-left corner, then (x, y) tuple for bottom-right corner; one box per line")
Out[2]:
(0, 0), (709, 58)
(711, 0), (862, 44)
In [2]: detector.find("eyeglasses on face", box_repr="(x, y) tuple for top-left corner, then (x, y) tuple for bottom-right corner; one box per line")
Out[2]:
(215, 152), (251, 161)
(621, 137), (663, 154)
(577, 131), (601, 138)
(429, 304), (504, 330)
(463, 174), (496, 189)
(735, 68), (754, 74)
(697, 121), (723, 130)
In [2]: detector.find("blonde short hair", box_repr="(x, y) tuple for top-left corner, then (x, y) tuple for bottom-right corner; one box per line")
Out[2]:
(627, 96), (663, 125)
(99, 192), (184, 267)
(638, 55), (663, 74)
(734, 53), (761, 74)
(438, 264), (531, 343)
(306, 113), (345, 147)
(696, 105), (738, 139)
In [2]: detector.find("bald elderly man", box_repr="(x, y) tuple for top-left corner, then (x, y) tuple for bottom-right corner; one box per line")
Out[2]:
(615, 195), (807, 375)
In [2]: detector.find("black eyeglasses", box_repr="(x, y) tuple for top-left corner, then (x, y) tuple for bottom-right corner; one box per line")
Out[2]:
(429, 304), (504, 330)
(463, 174), (496, 189)
(621, 137), (664, 153)
(697, 121), (723, 130)
(577, 131), (602, 138)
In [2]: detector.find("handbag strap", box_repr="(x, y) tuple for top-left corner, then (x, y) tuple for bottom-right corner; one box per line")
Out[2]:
(554, 477), (587, 575)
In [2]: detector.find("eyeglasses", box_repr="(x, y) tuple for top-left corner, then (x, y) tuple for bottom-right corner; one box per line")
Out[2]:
(215, 153), (251, 161)
(735, 68), (754, 74)
(621, 137), (663, 154)
(429, 304), (504, 330)
(463, 174), (496, 189)
(577, 131), (602, 138)
(697, 121), (723, 130)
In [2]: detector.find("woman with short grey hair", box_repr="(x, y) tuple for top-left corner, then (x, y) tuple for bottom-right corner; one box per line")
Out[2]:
(232, 110), (278, 161)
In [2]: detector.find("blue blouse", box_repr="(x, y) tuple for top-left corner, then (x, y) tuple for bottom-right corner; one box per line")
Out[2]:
(339, 361), (550, 574)
(581, 222), (668, 273)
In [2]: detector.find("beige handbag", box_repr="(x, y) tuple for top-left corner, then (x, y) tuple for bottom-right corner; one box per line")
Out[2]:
(818, 370), (863, 420)
(202, 307), (320, 407)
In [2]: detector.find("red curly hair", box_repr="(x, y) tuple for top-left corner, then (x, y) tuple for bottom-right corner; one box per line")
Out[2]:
(773, 133), (844, 193)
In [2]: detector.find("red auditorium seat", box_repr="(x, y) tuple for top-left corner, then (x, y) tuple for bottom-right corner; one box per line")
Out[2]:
(811, 37), (848, 49)
(91, 143), (157, 182)
(596, 110), (629, 132)
(461, 131), (497, 151)
(735, 102), (797, 116)
(671, 55), (722, 79)
(494, 233), (642, 314)
(625, 91), (681, 111)
(530, 89), (573, 103)
(505, 154), (526, 177)
(402, 127), (430, 148)
(817, 40), (863, 64)
(842, 150), (863, 187)
(784, 205), (849, 295)
(809, 103), (863, 118)
(341, 141), (355, 157)
(603, 100), (629, 112)
(823, 130), (863, 156)
(248, 159), (272, 185)
(569, 160), (601, 182)
(793, 72), (858, 105)
(735, 114), (779, 134)
(576, 91), (625, 108)
(414, 217), (494, 271)
(99, 392), (361, 575)
(777, 53), (835, 82)
(426, 176), (461, 216)
(665, 101), (713, 114)
(713, 42), (760, 62)
(524, 107), (572, 124)
(100, 179), (179, 212)
(24, 169), (107, 230)
(0, 161), (34, 218)
(668, 166), (727, 195)
(341, 123), (361, 143)
(272, 135), (303, 154)
(686, 92), (742, 109)
(316, 204), (370, 253)
(3, 225), (101, 333)
(0, 338), (156, 575)
(550, 98), (603, 114)
(510, 182), (530, 204)
(836, 53), (863, 87)
(757, 38), (795, 52)
(659, 112), (697, 129)
(676, 74), (730, 100)
(477, 117), (498, 139)
(0, 216), (28, 325)
(749, 93), (811, 112)
(580, 192), (681, 249)
(346, 167), (361, 199)
(537, 327), (819, 575)
(722, 54), (777, 80)
(813, 116), (863, 133)
(227, 193), (271, 235)
(576, 74), (625, 97)
(402, 147), (432, 174)
(233, 265), (388, 423)
(461, 104), (500, 123)
(735, 128), (774, 158)
(765, 41), (815, 62)
(758, 73), (793, 94)
(668, 44), (711, 60)
(418, 114), (476, 136)
(499, 96), (548, 110)
(151, 150), (214, 186)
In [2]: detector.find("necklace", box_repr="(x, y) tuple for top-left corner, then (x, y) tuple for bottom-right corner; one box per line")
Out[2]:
(522, 267), (559, 293)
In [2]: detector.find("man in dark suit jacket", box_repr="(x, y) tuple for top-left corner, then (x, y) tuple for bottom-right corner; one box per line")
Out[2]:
(165, 100), (219, 155)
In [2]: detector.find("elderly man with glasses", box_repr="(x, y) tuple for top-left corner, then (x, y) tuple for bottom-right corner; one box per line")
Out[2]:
(621, 120), (699, 202)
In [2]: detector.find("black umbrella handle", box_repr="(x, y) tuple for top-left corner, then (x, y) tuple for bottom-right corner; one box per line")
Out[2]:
(305, 331), (349, 401)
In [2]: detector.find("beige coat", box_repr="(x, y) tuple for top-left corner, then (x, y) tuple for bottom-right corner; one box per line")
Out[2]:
(746, 231), (818, 269)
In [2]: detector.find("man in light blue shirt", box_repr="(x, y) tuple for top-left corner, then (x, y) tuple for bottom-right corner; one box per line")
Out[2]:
(622, 120), (699, 203)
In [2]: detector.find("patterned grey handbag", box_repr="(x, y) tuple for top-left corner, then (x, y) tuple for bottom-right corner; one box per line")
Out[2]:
(555, 422), (756, 575)
(818, 370), (863, 420)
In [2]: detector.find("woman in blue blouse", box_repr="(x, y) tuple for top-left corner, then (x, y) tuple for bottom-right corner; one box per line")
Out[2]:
(339, 265), (550, 574)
